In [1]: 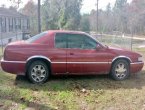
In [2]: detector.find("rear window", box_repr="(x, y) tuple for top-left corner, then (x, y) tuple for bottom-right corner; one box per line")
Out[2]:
(26, 32), (47, 43)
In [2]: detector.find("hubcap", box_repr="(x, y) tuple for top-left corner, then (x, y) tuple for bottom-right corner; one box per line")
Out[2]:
(115, 63), (127, 79)
(31, 65), (46, 82)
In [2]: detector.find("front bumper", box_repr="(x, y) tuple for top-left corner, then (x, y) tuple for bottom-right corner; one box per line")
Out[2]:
(1, 58), (26, 75)
(130, 62), (144, 73)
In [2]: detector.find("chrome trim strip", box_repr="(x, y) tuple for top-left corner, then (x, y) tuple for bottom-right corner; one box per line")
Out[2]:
(1, 60), (25, 63)
(52, 62), (111, 64)
(1, 55), (52, 64)
(1, 58), (112, 64)
(131, 62), (144, 65)
(112, 56), (132, 63)
(26, 55), (51, 62)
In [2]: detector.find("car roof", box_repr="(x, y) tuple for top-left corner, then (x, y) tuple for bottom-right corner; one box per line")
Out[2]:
(47, 30), (87, 35)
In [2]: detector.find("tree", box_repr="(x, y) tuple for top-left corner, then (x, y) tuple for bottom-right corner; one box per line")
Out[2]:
(114, 0), (127, 11)
(58, 0), (82, 30)
(38, 0), (41, 33)
(41, 0), (82, 30)
(113, 0), (128, 33)
(80, 14), (90, 32)
(41, 0), (62, 30)
(106, 3), (111, 16)
(21, 1), (38, 35)
(9, 0), (22, 9)
(128, 0), (145, 35)
(89, 10), (97, 32)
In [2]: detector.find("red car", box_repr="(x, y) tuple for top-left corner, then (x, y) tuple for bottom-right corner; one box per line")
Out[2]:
(1, 30), (144, 83)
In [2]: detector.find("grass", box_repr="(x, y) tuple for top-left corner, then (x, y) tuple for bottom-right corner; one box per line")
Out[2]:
(0, 70), (145, 110)
(0, 39), (145, 110)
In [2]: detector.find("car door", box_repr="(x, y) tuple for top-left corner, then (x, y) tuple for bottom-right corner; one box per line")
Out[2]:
(51, 33), (67, 74)
(66, 33), (110, 74)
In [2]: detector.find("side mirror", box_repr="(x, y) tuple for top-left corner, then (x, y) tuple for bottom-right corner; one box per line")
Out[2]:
(96, 44), (102, 50)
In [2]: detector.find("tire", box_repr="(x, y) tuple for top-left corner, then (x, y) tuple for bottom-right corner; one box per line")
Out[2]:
(27, 61), (49, 84)
(111, 59), (130, 81)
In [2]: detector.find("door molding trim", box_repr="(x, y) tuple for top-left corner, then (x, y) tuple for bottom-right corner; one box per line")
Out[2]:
(52, 62), (111, 64)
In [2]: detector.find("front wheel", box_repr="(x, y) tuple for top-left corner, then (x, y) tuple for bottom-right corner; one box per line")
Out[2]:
(111, 59), (130, 81)
(27, 61), (49, 84)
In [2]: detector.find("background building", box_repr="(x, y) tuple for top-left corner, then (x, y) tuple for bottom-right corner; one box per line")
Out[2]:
(0, 7), (30, 45)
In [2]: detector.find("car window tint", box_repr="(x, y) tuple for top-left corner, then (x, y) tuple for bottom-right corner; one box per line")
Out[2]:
(83, 36), (97, 49)
(67, 34), (83, 49)
(67, 34), (97, 49)
(55, 33), (67, 48)
(27, 32), (47, 43)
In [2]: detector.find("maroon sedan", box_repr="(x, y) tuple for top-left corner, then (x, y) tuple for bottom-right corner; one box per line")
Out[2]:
(1, 30), (144, 83)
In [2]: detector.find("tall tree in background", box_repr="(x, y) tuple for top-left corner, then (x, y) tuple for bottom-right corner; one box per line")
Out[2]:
(20, 0), (145, 35)
(58, 0), (82, 30)
(42, 0), (62, 30)
(9, 0), (22, 7)
(41, 0), (82, 30)
(21, 1), (38, 35)
(129, 0), (145, 35)
(89, 10), (97, 32)
(20, 0), (82, 34)
(113, 0), (128, 33)
(105, 3), (114, 32)
(80, 14), (90, 32)
(38, 0), (41, 33)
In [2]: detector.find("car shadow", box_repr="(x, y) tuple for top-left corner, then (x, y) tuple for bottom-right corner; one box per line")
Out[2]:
(15, 70), (145, 92)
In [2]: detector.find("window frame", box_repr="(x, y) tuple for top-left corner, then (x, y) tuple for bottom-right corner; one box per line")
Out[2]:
(26, 32), (47, 43)
(54, 32), (98, 50)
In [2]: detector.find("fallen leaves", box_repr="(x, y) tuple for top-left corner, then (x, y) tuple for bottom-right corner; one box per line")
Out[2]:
(81, 88), (87, 93)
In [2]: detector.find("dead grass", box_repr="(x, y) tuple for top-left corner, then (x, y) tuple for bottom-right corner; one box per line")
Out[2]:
(0, 70), (145, 110)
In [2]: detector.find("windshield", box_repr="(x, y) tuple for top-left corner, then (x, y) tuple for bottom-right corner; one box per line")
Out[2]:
(26, 32), (47, 43)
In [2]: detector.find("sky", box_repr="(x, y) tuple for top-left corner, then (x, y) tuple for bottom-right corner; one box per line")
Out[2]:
(1, 0), (132, 14)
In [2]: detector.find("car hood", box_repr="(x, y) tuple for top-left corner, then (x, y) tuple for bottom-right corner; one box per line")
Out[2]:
(108, 46), (142, 57)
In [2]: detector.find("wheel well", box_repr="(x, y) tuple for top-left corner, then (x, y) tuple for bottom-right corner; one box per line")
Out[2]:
(111, 58), (131, 68)
(109, 58), (131, 75)
(26, 58), (51, 74)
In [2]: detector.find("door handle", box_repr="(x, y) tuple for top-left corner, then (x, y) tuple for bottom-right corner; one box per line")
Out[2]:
(70, 53), (74, 55)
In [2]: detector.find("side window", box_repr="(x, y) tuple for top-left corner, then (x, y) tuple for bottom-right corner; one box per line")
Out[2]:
(27, 32), (47, 43)
(67, 34), (97, 49)
(83, 36), (97, 49)
(55, 33), (67, 48)
(67, 34), (84, 49)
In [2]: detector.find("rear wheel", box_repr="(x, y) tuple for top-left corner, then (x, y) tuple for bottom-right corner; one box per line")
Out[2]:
(27, 61), (49, 84)
(111, 59), (130, 81)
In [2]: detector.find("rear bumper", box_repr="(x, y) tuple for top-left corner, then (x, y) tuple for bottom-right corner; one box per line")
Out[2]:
(130, 62), (144, 73)
(1, 58), (26, 75)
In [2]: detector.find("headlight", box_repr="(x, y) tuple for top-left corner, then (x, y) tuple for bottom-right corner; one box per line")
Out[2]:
(138, 57), (143, 62)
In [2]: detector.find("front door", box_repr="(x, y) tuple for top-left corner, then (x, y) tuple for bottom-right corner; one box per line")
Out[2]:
(66, 33), (110, 74)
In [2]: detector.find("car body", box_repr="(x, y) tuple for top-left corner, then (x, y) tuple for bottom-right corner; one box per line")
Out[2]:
(1, 30), (144, 83)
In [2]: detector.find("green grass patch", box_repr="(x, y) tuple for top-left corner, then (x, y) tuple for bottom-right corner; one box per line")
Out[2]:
(0, 71), (145, 110)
